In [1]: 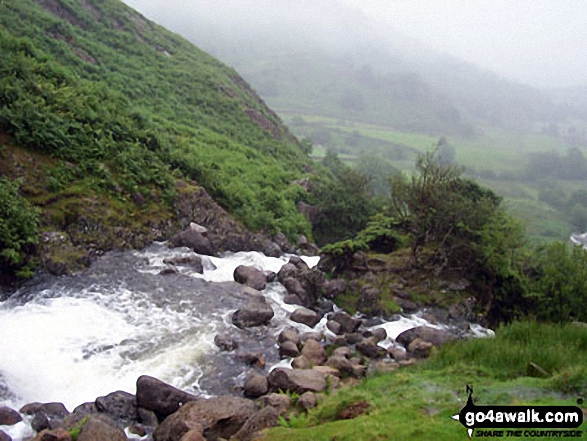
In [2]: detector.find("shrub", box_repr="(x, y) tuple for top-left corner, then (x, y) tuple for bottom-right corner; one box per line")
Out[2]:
(0, 177), (39, 278)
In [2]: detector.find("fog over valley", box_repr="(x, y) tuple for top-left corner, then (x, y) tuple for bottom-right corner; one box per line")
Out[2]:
(123, 0), (587, 89)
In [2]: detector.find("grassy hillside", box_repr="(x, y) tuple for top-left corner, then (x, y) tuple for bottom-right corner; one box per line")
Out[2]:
(0, 0), (317, 276)
(262, 322), (587, 441)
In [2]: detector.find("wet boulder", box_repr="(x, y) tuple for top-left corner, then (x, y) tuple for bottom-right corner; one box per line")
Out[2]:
(136, 375), (199, 420)
(282, 277), (306, 297)
(163, 255), (203, 274)
(290, 307), (321, 328)
(278, 328), (300, 345)
(169, 229), (214, 256)
(0, 407), (22, 426)
(243, 372), (269, 398)
(277, 263), (297, 284)
(330, 311), (361, 334)
(214, 334), (238, 352)
(153, 396), (257, 441)
(262, 241), (282, 258)
(95, 391), (137, 424)
(232, 297), (274, 328)
(235, 352), (266, 368)
(279, 340), (300, 358)
(283, 294), (303, 306)
(396, 326), (454, 348)
(233, 266), (267, 291)
(326, 320), (342, 335)
(356, 337), (386, 359)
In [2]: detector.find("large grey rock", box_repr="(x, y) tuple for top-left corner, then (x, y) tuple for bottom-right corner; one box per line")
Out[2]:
(243, 372), (269, 399)
(136, 376), (198, 420)
(279, 340), (300, 358)
(233, 265), (267, 291)
(326, 320), (342, 335)
(268, 368), (327, 394)
(282, 277), (306, 297)
(232, 297), (274, 328)
(262, 242), (282, 258)
(0, 407), (21, 426)
(95, 391), (137, 423)
(163, 255), (203, 274)
(230, 406), (279, 441)
(278, 328), (300, 345)
(20, 403), (69, 419)
(396, 326), (453, 348)
(277, 263), (297, 284)
(326, 355), (354, 376)
(300, 339), (326, 365)
(407, 338), (433, 358)
(153, 397), (257, 441)
(330, 311), (361, 333)
(76, 414), (128, 441)
(169, 229), (213, 256)
(290, 308), (321, 328)
(288, 256), (310, 271)
(356, 337), (386, 358)
(283, 294), (303, 305)
(292, 355), (311, 369)
(213, 334), (238, 351)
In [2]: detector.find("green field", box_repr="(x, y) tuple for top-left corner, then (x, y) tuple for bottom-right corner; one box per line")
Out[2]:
(262, 322), (587, 441)
(285, 112), (585, 242)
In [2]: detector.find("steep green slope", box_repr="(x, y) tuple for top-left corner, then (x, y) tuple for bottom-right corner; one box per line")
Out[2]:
(0, 0), (314, 277)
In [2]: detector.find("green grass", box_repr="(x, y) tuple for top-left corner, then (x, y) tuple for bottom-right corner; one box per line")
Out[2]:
(261, 322), (587, 441)
(286, 114), (585, 242)
(0, 0), (317, 269)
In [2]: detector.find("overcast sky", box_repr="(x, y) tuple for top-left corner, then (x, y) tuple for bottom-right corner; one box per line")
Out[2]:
(124, 0), (587, 88)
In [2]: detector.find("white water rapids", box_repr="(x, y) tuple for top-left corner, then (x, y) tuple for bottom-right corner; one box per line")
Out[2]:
(0, 243), (493, 439)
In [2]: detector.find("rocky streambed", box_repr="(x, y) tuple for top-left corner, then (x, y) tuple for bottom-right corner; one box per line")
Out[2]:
(0, 231), (493, 441)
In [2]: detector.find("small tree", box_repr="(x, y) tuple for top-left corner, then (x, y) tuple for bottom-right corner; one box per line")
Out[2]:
(390, 149), (501, 270)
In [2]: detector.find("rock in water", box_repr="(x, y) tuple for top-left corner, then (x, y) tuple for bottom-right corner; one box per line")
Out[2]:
(395, 326), (453, 348)
(290, 308), (321, 328)
(136, 376), (199, 420)
(169, 229), (214, 256)
(233, 265), (267, 291)
(0, 407), (22, 426)
(232, 297), (274, 328)
(95, 390), (137, 423)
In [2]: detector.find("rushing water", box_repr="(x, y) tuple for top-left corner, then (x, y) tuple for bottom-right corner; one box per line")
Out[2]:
(0, 242), (492, 439)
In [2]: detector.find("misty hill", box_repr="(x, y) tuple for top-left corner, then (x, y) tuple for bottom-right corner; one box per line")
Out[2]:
(0, 0), (316, 277)
(130, 0), (568, 137)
